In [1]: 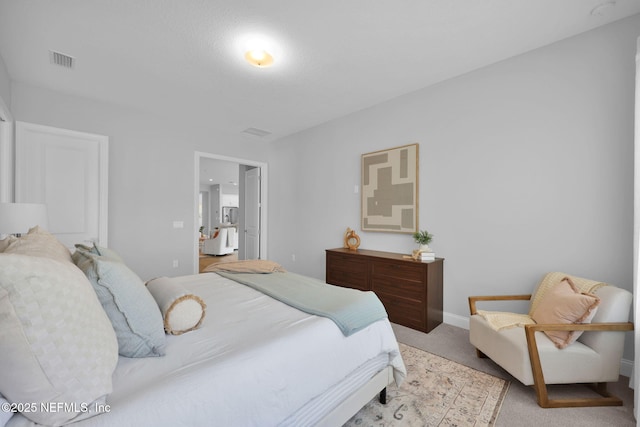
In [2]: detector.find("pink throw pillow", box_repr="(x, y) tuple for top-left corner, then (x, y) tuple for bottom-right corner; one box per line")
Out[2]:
(530, 277), (600, 349)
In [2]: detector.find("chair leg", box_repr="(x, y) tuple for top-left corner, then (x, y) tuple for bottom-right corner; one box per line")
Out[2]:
(524, 327), (624, 408)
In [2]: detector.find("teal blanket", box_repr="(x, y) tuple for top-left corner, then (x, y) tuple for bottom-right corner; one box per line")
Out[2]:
(217, 271), (388, 336)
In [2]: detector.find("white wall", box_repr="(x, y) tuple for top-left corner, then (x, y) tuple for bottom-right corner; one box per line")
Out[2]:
(268, 15), (640, 360)
(10, 82), (270, 280)
(198, 185), (211, 234)
(0, 53), (12, 203)
(0, 53), (10, 107)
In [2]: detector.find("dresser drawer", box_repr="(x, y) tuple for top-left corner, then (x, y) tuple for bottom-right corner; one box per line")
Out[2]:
(376, 293), (425, 331)
(327, 269), (368, 291)
(372, 276), (424, 302)
(371, 260), (424, 282)
(327, 253), (367, 274)
(326, 252), (368, 291)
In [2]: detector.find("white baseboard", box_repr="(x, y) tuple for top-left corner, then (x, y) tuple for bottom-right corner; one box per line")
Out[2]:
(443, 311), (634, 379)
(443, 312), (469, 330)
(620, 358), (633, 379)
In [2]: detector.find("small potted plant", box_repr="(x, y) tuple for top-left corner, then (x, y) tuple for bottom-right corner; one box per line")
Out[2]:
(413, 230), (434, 252)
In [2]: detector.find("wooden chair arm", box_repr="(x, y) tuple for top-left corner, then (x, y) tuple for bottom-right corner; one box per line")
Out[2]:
(524, 321), (634, 408)
(524, 322), (634, 333)
(468, 294), (532, 315)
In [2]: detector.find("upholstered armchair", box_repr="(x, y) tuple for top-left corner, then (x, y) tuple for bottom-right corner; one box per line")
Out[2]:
(202, 227), (235, 256)
(468, 272), (633, 408)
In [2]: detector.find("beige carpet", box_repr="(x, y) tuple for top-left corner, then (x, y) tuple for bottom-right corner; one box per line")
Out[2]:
(344, 343), (509, 426)
(391, 323), (635, 427)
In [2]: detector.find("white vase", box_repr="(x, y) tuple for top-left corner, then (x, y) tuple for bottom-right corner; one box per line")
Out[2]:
(419, 244), (431, 252)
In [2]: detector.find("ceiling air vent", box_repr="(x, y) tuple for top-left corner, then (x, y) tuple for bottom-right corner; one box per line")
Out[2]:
(49, 50), (75, 69)
(242, 127), (271, 137)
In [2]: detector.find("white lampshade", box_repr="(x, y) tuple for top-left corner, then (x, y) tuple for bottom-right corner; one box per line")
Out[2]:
(0, 203), (49, 235)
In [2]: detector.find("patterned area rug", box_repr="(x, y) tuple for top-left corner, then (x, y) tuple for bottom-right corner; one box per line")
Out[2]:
(344, 343), (509, 427)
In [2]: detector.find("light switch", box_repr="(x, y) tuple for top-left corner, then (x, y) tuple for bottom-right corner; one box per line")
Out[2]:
(173, 221), (184, 229)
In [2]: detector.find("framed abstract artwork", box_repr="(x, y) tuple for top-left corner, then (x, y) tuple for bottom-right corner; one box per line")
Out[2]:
(361, 143), (418, 233)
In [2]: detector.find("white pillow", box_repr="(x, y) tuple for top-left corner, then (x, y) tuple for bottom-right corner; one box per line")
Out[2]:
(0, 254), (118, 426)
(0, 236), (16, 253)
(3, 226), (72, 264)
(0, 394), (13, 427)
(147, 277), (207, 335)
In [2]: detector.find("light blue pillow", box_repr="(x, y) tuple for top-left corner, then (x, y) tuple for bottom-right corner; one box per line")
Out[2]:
(0, 394), (13, 427)
(74, 243), (123, 262)
(72, 248), (166, 358)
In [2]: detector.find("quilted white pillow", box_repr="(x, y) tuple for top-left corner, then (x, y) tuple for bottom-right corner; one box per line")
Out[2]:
(0, 236), (16, 253)
(0, 254), (118, 426)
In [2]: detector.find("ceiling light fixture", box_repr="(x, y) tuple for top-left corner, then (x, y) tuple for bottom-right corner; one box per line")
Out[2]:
(244, 49), (274, 68)
(236, 32), (281, 68)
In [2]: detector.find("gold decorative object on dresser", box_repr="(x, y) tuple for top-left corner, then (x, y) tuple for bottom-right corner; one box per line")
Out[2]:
(326, 248), (443, 333)
(343, 227), (361, 250)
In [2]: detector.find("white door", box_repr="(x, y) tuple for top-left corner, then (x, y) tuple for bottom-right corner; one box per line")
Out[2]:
(0, 119), (12, 202)
(15, 122), (108, 249)
(244, 167), (260, 259)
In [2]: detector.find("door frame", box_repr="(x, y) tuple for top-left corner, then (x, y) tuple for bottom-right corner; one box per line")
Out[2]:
(243, 165), (261, 260)
(194, 151), (268, 274)
(0, 93), (13, 203)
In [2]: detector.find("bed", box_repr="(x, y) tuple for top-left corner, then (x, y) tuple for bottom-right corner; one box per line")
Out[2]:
(1, 234), (406, 427)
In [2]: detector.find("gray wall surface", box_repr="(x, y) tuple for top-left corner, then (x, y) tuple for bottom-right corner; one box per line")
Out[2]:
(0, 54), (10, 108)
(268, 15), (639, 359)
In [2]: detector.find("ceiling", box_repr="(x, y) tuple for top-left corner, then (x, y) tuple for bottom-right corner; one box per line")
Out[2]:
(1, 1), (639, 142)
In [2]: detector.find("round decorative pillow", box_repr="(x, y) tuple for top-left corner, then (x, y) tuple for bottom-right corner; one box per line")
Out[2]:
(146, 277), (207, 335)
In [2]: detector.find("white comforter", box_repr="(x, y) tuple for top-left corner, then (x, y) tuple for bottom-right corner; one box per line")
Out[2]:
(8, 273), (405, 427)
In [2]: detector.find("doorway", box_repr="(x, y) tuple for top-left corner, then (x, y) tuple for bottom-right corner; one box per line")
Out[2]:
(194, 152), (268, 274)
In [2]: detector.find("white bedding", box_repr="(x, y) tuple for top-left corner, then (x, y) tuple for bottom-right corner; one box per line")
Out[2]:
(8, 272), (405, 427)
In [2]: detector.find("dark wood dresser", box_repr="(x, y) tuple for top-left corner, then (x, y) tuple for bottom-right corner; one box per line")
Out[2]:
(326, 248), (443, 333)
